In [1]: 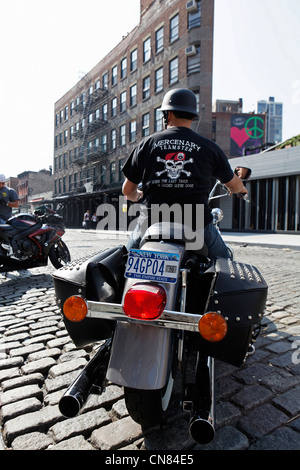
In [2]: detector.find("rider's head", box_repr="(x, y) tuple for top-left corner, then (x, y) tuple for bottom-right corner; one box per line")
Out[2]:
(159, 88), (199, 127)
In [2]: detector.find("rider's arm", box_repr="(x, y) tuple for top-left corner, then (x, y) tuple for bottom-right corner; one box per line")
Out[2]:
(224, 174), (248, 195)
(7, 200), (19, 208)
(122, 178), (143, 202)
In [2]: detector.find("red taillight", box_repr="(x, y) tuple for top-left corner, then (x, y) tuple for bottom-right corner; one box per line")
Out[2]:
(123, 283), (167, 320)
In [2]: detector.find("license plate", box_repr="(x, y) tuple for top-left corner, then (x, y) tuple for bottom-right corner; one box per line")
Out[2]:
(125, 249), (180, 284)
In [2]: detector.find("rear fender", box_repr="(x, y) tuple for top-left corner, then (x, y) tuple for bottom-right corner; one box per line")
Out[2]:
(106, 322), (175, 389)
(107, 240), (184, 390)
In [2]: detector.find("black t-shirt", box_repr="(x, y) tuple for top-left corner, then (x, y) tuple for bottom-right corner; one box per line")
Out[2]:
(122, 127), (234, 226)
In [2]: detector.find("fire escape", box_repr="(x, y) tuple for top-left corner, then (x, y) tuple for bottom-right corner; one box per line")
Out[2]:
(72, 73), (113, 194)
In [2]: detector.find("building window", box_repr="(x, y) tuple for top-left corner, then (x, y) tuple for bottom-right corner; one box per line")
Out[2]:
(101, 134), (107, 152)
(64, 129), (68, 144)
(143, 37), (151, 62)
(88, 141), (93, 154)
(187, 45), (200, 74)
(69, 150), (73, 165)
(69, 174), (72, 192)
(110, 162), (116, 183)
(130, 84), (137, 107)
(130, 48), (137, 72)
(70, 125), (74, 141)
(88, 112), (93, 124)
(143, 76), (150, 100)
(155, 108), (163, 132)
(129, 120), (137, 142)
(94, 137), (100, 148)
(95, 79), (100, 90)
(95, 108), (100, 120)
(119, 158), (125, 180)
(100, 165), (106, 184)
(121, 57), (127, 79)
(170, 14), (179, 43)
(103, 72), (108, 89)
(111, 97), (117, 117)
(112, 65), (118, 86)
(120, 91), (126, 112)
(102, 103), (108, 121)
(120, 124), (126, 146)
(155, 26), (164, 53)
(155, 67), (163, 92)
(55, 113), (59, 127)
(169, 57), (178, 84)
(63, 153), (68, 169)
(54, 156), (58, 172)
(111, 129), (117, 150)
(64, 106), (68, 121)
(188, 1), (201, 29)
(142, 113), (150, 136)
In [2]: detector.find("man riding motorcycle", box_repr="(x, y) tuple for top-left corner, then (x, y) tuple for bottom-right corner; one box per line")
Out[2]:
(122, 88), (247, 259)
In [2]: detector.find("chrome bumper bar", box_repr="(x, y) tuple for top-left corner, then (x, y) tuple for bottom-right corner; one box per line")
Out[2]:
(86, 300), (202, 333)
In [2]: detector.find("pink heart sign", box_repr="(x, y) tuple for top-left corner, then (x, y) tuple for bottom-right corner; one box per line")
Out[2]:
(230, 127), (251, 147)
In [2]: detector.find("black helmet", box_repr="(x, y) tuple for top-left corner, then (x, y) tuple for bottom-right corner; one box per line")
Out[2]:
(159, 88), (199, 117)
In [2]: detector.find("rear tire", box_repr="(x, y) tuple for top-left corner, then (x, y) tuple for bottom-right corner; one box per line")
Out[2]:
(124, 373), (174, 428)
(49, 240), (71, 268)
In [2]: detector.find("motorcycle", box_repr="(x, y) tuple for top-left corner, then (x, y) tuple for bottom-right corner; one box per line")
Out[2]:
(0, 204), (71, 273)
(52, 167), (268, 445)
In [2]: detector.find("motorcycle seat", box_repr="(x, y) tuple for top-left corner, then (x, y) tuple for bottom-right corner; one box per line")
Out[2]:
(140, 222), (208, 257)
(0, 224), (14, 231)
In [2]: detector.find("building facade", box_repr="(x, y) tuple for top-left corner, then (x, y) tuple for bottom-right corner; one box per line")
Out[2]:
(53, 0), (214, 227)
(217, 143), (300, 233)
(257, 96), (283, 144)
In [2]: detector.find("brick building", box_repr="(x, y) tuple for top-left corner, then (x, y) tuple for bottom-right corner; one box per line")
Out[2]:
(53, 0), (214, 227)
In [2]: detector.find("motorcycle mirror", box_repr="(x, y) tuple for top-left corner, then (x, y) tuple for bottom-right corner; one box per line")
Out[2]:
(234, 167), (252, 180)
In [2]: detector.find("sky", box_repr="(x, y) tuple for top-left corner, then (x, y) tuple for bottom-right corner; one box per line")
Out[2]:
(0, 0), (299, 178)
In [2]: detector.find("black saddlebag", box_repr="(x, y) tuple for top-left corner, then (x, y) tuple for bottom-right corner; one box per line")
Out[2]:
(52, 245), (127, 347)
(188, 257), (268, 367)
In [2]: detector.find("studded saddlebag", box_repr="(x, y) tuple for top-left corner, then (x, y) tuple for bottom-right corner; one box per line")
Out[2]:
(188, 257), (268, 367)
(52, 245), (127, 347)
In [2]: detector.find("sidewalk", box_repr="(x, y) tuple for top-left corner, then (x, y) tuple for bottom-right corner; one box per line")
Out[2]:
(222, 232), (300, 251)
(78, 228), (300, 251)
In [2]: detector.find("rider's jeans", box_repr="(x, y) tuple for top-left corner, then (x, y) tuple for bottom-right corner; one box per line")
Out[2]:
(204, 220), (230, 259)
(0, 217), (7, 224)
(127, 219), (230, 259)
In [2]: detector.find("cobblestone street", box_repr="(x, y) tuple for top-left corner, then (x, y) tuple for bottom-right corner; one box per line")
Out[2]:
(0, 229), (300, 451)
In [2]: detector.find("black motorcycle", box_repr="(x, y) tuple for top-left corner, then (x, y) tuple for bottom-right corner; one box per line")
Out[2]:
(0, 205), (71, 272)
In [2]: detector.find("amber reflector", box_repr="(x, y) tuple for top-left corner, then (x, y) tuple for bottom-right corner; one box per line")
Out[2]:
(198, 312), (228, 342)
(63, 296), (88, 322)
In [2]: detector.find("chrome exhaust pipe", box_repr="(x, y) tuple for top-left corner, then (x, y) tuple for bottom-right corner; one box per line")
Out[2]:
(189, 411), (215, 444)
(188, 356), (215, 445)
(59, 338), (111, 418)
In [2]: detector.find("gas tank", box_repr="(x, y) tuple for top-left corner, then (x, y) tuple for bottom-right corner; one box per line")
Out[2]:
(8, 213), (41, 230)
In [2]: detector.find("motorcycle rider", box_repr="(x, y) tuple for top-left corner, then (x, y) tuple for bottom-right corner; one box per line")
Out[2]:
(0, 174), (19, 224)
(122, 88), (248, 259)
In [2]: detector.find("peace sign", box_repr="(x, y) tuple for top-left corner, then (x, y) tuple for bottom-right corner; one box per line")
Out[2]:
(245, 116), (264, 139)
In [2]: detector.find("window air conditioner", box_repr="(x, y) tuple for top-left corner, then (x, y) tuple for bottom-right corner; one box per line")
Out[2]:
(185, 45), (197, 56)
(186, 0), (198, 12)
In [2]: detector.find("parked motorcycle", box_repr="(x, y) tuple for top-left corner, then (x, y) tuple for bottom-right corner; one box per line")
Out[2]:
(0, 204), (71, 272)
(53, 167), (268, 445)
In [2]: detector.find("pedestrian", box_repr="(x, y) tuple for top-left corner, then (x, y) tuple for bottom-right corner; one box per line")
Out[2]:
(92, 212), (97, 230)
(0, 174), (19, 224)
(122, 88), (247, 259)
(83, 209), (91, 229)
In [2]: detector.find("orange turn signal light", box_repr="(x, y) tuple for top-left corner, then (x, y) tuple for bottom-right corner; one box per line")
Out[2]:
(63, 296), (88, 322)
(198, 312), (228, 342)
